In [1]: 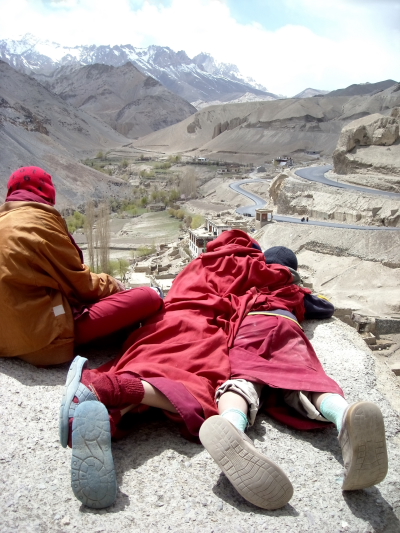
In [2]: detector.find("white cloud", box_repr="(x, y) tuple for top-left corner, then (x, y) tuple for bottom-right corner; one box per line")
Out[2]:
(0, 0), (398, 96)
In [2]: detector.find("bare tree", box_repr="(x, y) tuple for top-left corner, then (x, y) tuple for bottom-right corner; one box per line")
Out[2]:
(179, 167), (198, 198)
(84, 201), (110, 273)
(97, 202), (110, 274)
(84, 201), (96, 269)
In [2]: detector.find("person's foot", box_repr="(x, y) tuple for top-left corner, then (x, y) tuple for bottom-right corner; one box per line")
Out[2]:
(199, 415), (293, 510)
(71, 401), (117, 509)
(59, 355), (98, 448)
(339, 401), (388, 491)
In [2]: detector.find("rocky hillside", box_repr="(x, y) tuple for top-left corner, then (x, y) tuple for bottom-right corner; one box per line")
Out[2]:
(257, 221), (400, 317)
(0, 61), (132, 208)
(0, 35), (278, 105)
(39, 62), (197, 138)
(333, 108), (400, 177)
(133, 84), (400, 164)
(267, 172), (400, 226)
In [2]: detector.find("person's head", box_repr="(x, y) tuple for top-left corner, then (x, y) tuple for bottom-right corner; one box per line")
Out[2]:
(264, 246), (298, 271)
(7, 166), (56, 205)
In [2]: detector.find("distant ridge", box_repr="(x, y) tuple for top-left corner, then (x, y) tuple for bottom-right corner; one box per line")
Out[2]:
(132, 84), (400, 165)
(293, 88), (329, 98)
(326, 80), (398, 97)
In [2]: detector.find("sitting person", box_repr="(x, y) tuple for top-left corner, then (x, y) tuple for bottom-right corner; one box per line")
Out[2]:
(199, 246), (388, 509)
(0, 166), (163, 366)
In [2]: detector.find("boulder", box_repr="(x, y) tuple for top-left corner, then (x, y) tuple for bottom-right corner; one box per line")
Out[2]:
(333, 112), (400, 175)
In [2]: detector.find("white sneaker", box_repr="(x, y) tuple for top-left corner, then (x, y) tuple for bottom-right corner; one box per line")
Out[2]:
(339, 401), (388, 490)
(199, 415), (293, 509)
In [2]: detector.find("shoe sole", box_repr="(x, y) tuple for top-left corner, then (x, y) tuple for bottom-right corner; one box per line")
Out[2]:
(71, 401), (117, 509)
(59, 355), (87, 448)
(199, 416), (293, 509)
(341, 402), (388, 491)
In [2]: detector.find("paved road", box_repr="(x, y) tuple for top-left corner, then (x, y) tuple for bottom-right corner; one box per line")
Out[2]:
(229, 169), (400, 230)
(230, 179), (266, 216)
(295, 165), (400, 199)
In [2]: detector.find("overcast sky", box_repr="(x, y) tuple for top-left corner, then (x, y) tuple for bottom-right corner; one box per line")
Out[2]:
(0, 0), (399, 96)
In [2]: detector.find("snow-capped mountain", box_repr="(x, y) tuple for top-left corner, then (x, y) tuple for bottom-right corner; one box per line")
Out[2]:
(0, 34), (279, 105)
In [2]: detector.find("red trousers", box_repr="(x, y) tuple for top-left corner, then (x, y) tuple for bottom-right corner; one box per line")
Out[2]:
(74, 287), (162, 346)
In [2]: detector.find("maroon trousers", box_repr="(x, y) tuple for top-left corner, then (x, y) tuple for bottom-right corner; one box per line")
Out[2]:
(74, 287), (162, 346)
(230, 314), (344, 430)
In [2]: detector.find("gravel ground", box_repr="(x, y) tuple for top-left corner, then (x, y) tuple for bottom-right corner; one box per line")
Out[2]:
(0, 319), (399, 533)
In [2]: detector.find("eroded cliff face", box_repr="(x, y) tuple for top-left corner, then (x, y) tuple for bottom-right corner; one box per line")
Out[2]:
(333, 107), (400, 176)
(268, 173), (400, 227)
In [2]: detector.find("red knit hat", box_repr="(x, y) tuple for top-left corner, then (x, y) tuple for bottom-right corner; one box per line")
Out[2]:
(7, 166), (56, 205)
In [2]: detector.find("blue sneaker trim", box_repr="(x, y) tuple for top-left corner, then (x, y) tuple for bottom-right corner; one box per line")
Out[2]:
(59, 355), (88, 448)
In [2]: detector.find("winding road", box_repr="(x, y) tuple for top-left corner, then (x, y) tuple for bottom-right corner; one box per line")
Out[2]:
(229, 166), (400, 231)
(295, 165), (400, 199)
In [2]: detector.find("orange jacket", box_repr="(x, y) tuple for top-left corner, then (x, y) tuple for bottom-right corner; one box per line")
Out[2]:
(0, 201), (120, 365)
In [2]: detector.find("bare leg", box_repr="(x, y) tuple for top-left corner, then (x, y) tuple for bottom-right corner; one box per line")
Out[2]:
(218, 391), (248, 415)
(120, 380), (177, 415)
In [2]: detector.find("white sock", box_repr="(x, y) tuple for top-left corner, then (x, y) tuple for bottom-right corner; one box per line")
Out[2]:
(220, 408), (248, 432)
(319, 394), (349, 432)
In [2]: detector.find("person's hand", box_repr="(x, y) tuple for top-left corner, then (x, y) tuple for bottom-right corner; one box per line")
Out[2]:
(116, 280), (126, 291)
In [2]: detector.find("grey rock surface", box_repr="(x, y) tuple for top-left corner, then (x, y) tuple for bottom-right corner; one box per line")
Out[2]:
(0, 319), (399, 533)
(333, 110), (400, 176)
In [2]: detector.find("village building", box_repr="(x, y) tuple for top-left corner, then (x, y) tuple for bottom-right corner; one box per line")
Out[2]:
(273, 156), (294, 167)
(188, 216), (250, 257)
(216, 164), (241, 174)
(254, 205), (274, 229)
(147, 203), (166, 212)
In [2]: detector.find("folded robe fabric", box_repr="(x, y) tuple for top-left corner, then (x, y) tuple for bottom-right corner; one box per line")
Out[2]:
(91, 230), (312, 434)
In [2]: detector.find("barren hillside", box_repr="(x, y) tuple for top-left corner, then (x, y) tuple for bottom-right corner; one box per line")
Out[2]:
(42, 62), (197, 138)
(133, 85), (400, 164)
(0, 61), (135, 207)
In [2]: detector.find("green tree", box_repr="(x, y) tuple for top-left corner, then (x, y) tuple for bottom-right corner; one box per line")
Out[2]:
(66, 210), (86, 233)
(110, 258), (130, 282)
(136, 245), (156, 257)
(168, 189), (180, 204)
(191, 214), (204, 229)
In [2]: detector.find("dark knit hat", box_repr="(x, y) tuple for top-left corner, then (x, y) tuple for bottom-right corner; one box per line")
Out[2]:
(7, 166), (56, 205)
(264, 246), (298, 270)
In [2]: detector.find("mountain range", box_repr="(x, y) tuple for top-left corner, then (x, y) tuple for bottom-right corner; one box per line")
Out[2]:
(0, 34), (278, 105)
(40, 61), (197, 139)
(1, 34), (399, 209)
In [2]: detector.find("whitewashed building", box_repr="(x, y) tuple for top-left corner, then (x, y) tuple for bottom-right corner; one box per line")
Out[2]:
(188, 216), (250, 258)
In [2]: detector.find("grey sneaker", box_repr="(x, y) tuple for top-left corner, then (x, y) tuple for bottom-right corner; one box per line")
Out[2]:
(59, 355), (98, 448)
(199, 415), (293, 509)
(71, 401), (117, 509)
(339, 401), (388, 491)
